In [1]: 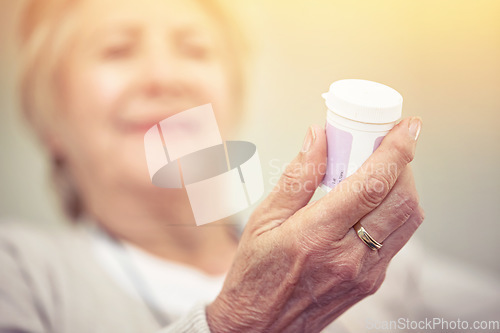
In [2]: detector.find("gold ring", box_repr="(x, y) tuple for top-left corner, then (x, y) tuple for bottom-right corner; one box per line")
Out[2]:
(353, 223), (382, 250)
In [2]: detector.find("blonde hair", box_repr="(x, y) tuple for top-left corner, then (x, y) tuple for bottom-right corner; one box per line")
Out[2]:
(18, 0), (248, 220)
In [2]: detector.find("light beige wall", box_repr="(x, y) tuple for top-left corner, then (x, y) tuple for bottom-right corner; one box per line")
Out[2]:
(229, 0), (500, 277)
(1, 0), (499, 276)
(0, 0), (68, 229)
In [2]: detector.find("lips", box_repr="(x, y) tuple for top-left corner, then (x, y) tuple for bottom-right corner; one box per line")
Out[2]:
(117, 108), (201, 134)
(160, 118), (200, 133)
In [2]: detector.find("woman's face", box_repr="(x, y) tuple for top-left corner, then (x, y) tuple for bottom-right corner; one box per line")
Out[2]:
(52, 0), (234, 195)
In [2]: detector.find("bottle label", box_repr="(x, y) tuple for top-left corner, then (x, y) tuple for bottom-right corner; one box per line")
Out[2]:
(373, 136), (385, 152)
(322, 123), (353, 190)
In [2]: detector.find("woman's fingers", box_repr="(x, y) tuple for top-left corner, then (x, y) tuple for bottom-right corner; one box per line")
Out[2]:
(378, 205), (425, 260)
(211, 118), (424, 332)
(303, 117), (422, 238)
(248, 124), (327, 232)
(355, 166), (419, 243)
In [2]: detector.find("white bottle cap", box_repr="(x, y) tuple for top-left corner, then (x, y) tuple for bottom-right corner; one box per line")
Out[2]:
(322, 79), (403, 124)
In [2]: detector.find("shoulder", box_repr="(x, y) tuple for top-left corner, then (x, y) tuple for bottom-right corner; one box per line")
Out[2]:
(0, 219), (93, 282)
(0, 219), (92, 331)
(0, 221), (160, 332)
(0, 218), (61, 244)
(0, 219), (85, 256)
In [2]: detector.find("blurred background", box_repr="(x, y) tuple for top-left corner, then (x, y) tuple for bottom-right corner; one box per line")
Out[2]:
(1, 0), (499, 282)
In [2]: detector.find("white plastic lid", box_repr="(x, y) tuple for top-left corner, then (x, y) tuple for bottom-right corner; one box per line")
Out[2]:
(322, 79), (403, 124)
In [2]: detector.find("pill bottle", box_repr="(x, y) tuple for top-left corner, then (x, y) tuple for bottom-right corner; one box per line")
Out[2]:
(320, 79), (403, 192)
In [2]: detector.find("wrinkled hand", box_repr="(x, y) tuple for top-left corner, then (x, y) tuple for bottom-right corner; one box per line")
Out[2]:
(207, 117), (425, 333)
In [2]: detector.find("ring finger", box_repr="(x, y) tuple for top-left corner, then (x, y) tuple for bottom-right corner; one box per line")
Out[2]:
(353, 166), (419, 246)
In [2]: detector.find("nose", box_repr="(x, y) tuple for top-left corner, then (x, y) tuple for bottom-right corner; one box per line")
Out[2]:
(139, 37), (185, 98)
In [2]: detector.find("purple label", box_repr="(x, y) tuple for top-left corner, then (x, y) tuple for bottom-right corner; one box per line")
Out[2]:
(373, 136), (385, 152)
(322, 123), (353, 190)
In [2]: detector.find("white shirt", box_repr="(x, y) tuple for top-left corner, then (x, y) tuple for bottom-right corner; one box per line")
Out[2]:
(88, 222), (500, 332)
(88, 223), (226, 323)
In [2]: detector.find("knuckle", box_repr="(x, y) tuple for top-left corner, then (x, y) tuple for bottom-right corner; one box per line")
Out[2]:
(370, 273), (387, 295)
(406, 206), (426, 231)
(335, 259), (362, 282)
(357, 277), (378, 296)
(279, 162), (303, 193)
(406, 192), (420, 211)
(361, 173), (392, 207)
(357, 271), (387, 297)
(337, 265), (359, 283)
(398, 190), (420, 216)
(393, 140), (415, 165)
(416, 206), (426, 224)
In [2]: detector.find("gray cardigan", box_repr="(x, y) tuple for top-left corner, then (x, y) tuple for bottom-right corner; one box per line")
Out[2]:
(3, 221), (499, 333)
(0, 222), (211, 333)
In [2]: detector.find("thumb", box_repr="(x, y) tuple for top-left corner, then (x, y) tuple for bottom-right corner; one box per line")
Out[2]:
(250, 124), (326, 230)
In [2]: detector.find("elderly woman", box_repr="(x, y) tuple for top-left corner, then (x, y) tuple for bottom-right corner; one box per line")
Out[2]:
(0, 0), (424, 332)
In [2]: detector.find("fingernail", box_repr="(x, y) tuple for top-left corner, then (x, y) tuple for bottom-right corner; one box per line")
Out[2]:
(408, 117), (422, 141)
(301, 126), (316, 153)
